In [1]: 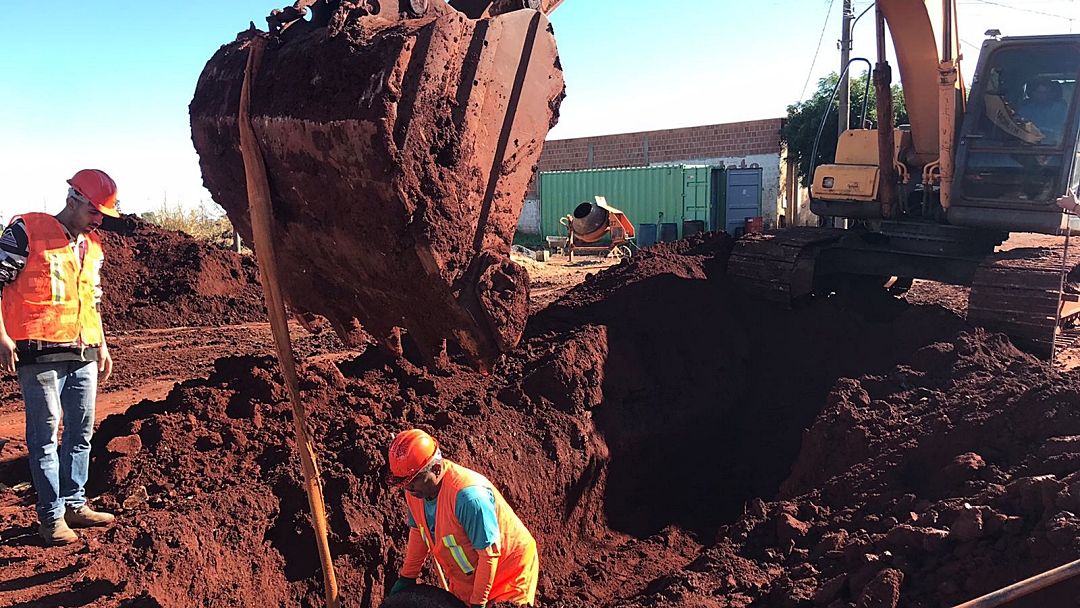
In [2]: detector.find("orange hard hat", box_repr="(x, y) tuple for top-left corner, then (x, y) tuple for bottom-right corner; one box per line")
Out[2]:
(67, 169), (120, 218)
(387, 429), (439, 487)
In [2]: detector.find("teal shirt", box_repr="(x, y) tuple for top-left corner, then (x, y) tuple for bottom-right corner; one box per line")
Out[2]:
(407, 486), (500, 550)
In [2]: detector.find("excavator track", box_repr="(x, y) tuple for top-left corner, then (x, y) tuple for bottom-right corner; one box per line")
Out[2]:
(727, 227), (848, 306)
(968, 245), (1080, 356)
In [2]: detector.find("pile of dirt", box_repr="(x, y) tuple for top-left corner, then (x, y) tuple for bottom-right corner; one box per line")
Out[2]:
(624, 331), (1080, 607)
(3, 230), (1075, 607)
(903, 279), (969, 317)
(98, 214), (265, 330)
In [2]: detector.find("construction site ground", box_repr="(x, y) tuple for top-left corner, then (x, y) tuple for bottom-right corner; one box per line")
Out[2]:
(3, 225), (1080, 607)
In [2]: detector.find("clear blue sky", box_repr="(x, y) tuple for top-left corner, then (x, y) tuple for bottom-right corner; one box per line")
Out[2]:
(2, 0), (1078, 219)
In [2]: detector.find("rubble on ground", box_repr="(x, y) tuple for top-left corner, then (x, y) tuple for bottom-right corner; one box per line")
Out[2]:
(9, 231), (1077, 606)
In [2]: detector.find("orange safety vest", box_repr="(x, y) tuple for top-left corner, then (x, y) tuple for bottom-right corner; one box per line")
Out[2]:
(1, 213), (104, 345)
(405, 460), (539, 605)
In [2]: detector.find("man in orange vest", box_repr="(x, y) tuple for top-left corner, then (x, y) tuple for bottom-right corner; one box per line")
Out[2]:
(385, 429), (539, 607)
(0, 169), (119, 545)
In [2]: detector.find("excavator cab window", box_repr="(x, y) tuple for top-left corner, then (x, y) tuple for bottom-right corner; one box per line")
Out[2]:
(972, 46), (1079, 148)
(959, 43), (1080, 203)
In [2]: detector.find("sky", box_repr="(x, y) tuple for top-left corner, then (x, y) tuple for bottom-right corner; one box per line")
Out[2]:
(3, 0), (1080, 219)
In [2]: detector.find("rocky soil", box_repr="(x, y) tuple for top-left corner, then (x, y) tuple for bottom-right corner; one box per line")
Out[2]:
(2, 231), (1080, 608)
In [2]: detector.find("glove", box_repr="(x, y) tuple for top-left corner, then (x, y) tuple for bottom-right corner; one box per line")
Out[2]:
(1059, 189), (1080, 214)
(388, 577), (416, 595)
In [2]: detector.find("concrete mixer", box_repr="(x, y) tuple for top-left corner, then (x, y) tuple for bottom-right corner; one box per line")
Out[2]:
(558, 196), (636, 262)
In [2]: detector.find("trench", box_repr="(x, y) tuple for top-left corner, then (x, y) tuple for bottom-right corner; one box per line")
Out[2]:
(0, 233), (982, 608)
(572, 272), (970, 539)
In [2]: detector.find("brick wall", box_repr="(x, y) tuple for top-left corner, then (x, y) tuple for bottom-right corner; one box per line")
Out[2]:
(537, 118), (783, 174)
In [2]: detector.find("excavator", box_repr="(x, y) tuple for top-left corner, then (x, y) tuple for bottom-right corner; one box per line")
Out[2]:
(186, 5), (1080, 603)
(728, 0), (1080, 355)
(191, 0), (1080, 362)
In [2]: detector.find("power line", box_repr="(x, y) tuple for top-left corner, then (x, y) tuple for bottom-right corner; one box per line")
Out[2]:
(800, 0), (839, 100)
(959, 37), (984, 54)
(963, 0), (1074, 19)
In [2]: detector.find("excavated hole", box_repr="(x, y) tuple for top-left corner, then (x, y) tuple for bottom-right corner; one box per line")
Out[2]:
(576, 274), (967, 539)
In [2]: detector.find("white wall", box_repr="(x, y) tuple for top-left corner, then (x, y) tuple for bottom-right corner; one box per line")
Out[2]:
(517, 197), (542, 235)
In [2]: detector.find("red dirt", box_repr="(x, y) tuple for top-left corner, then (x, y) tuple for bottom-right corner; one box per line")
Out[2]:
(903, 279), (969, 317)
(189, 3), (564, 368)
(0, 215), (271, 422)
(97, 214), (266, 331)
(9, 228), (1074, 607)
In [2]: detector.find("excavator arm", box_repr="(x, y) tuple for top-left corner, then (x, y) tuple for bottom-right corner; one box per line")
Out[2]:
(876, 0), (963, 165)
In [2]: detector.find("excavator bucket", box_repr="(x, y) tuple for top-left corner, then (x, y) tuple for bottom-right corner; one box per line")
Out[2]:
(189, 0), (564, 370)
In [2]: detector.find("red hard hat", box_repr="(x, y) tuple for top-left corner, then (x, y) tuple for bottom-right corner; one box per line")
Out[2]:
(387, 429), (439, 487)
(67, 169), (120, 218)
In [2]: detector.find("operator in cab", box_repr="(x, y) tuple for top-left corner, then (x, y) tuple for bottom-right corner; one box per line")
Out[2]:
(1021, 79), (1069, 145)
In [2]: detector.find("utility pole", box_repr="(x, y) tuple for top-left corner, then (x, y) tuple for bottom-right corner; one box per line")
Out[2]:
(838, 0), (853, 137)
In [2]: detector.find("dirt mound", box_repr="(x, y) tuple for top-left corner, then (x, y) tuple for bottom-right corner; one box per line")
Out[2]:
(626, 330), (1080, 607)
(99, 214), (265, 330)
(3, 230), (1069, 607)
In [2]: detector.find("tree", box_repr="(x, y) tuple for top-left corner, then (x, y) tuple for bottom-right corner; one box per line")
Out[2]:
(781, 71), (908, 187)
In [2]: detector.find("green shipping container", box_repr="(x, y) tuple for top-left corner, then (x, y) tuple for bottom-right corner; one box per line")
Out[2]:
(538, 165), (727, 241)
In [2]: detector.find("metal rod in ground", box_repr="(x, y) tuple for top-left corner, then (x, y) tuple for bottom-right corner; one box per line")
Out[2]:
(238, 34), (341, 608)
(951, 557), (1080, 608)
(1053, 230), (1072, 362)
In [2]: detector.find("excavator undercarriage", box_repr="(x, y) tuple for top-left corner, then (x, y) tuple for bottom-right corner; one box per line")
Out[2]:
(969, 246), (1080, 353)
(729, 226), (1080, 356)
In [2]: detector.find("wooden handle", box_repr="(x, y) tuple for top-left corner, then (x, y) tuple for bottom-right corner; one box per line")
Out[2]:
(238, 34), (341, 608)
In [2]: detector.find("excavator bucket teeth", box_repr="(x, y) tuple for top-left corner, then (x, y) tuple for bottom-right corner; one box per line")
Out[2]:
(968, 246), (1080, 356)
(190, 3), (564, 369)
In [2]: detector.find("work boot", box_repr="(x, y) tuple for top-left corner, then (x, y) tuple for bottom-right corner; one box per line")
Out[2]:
(65, 504), (115, 528)
(39, 518), (78, 545)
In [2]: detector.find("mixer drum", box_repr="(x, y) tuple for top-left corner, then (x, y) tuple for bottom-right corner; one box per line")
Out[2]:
(570, 202), (611, 242)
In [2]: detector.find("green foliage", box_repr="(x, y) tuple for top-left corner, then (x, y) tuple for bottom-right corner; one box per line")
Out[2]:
(141, 201), (238, 250)
(781, 71), (909, 187)
(512, 231), (545, 250)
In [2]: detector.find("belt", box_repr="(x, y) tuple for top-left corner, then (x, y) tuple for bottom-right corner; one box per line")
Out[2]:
(17, 339), (100, 351)
(15, 341), (100, 364)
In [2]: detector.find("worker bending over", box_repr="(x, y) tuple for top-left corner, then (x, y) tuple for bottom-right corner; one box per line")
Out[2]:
(386, 429), (539, 606)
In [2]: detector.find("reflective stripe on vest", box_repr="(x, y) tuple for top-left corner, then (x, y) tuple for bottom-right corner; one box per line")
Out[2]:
(49, 254), (65, 304)
(1, 213), (104, 344)
(442, 534), (475, 574)
(404, 460), (538, 605)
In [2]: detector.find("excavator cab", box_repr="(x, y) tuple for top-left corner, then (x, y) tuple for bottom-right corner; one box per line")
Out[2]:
(949, 35), (1080, 234)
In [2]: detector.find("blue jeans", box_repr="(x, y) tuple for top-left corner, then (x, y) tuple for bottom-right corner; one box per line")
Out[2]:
(20, 361), (98, 523)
